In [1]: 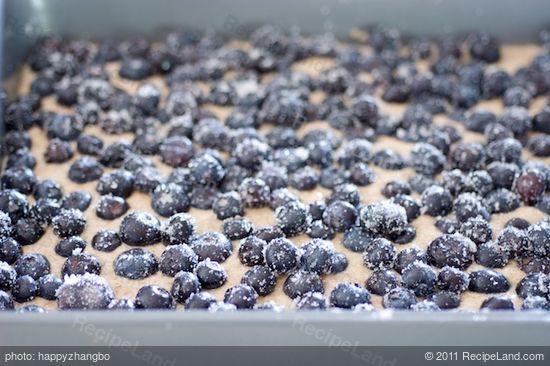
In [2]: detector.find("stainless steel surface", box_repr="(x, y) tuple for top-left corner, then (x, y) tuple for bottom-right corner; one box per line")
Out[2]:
(1, 0), (550, 347)
(1, 311), (550, 346)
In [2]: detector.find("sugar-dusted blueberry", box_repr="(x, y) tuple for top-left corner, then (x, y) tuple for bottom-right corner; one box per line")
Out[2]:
(371, 149), (405, 170)
(1, 166), (37, 195)
(13, 217), (45, 245)
(427, 234), (476, 270)
(52, 209), (86, 238)
(12, 275), (38, 303)
(467, 32), (500, 63)
(96, 170), (134, 198)
(528, 134), (550, 157)
(151, 183), (190, 217)
(362, 238), (396, 270)
(330, 282), (370, 309)
(427, 291), (461, 309)
(212, 191), (244, 220)
(171, 271), (201, 304)
(0, 261), (16, 291)
(401, 261), (437, 297)
(55, 236), (87, 257)
(190, 232), (232, 262)
(296, 292), (327, 311)
(43, 138), (73, 164)
(421, 185), (453, 217)
(95, 195), (128, 220)
(119, 212), (161, 246)
(224, 284), (258, 309)
(223, 216), (253, 240)
(91, 230), (122, 252)
(161, 213), (196, 246)
(62, 191), (92, 211)
(62, 253), (101, 276)
(0, 290), (14, 310)
(119, 57), (153, 80)
(475, 242), (509, 268)
(360, 201), (408, 239)
(68, 157), (103, 183)
(449, 142), (485, 172)
(239, 178), (271, 208)
(365, 268), (399, 296)
(0, 238), (21, 265)
(184, 292), (217, 310)
(528, 223), (550, 257)
(194, 259), (227, 289)
(77, 134), (104, 156)
(114, 248), (159, 280)
(382, 287), (417, 309)
(238, 236), (266, 266)
(14, 253), (50, 280)
(6, 148), (36, 170)
(516, 273), (550, 299)
(275, 201), (311, 237)
(37, 274), (62, 300)
(159, 244), (198, 277)
(408, 143), (446, 176)
(322, 200), (358, 233)
(453, 193), (490, 222)
(437, 266), (469, 293)
(107, 299), (135, 311)
(263, 237), (298, 274)
(469, 269), (510, 293)
(56, 274), (114, 310)
(241, 265), (277, 296)
(135, 284), (175, 310)
(299, 239), (335, 274)
(34, 179), (63, 201)
(342, 226), (374, 252)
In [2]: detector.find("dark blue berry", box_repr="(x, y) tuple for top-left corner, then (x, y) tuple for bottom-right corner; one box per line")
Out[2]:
(190, 232), (232, 262)
(382, 287), (416, 309)
(329, 282), (370, 309)
(159, 244), (198, 276)
(119, 212), (161, 246)
(114, 248), (159, 279)
(135, 285), (175, 310)
(171, 271), (201, 304)
(469, 269), (510, 293)
(195, 259), (227, 289)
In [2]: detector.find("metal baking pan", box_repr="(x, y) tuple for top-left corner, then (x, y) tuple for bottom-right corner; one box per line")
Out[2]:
(1, 0), (550, 347)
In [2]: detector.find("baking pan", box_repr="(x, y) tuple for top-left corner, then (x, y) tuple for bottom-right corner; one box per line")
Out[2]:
(1, 0), (550, 347)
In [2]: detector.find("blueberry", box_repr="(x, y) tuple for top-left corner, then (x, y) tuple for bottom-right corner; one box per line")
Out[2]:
(195, 259), (227, 289)
(464, 110), (496, 133)
(475, 242), (509, 268)
(224, 284), (258, 309)
(161, 213), (196, 246)
(495, 226), (530, 255)
(362, 238), (396, 270)
(449, 142), (485, 172)
(45, 114), (82, 141)
(96, 170), (134, 198)
(1, 166), (37, 195)
(223, 216), (253, 240)
(0, 261), (16, 291)
(0, 290), (14, 310)
(408, 143), (445, 176)
(107, 299), (136, 310)
(469, 269), (510, 293)
(184, 292), (217, 310)
(342, 226), (374, 252)
(390, 194), (421, 221)
(437, 266), (469, 293)
(68, 157), (103, 183)
(0, 238), (21, 265)
(114, 248), (158, 279)
(190, 232), (232, 262)
(135, 167), (163, 193)
(234, 139), (271, 169)
(37, 274), (62, 300)
(96, 194), (129, 220)
(521, 295), (550, 311)
(453, 193), (490, 223)
(51, 209), (86, 238)
(371, 149), (405, 170)
(239, 178), (271, 208)
(61, 253), (101, 276)
(43, 138), (73, 163)
(275, 201), (311, 237)
(528, 224), (550, 257)
(515, 170), (546, 205)
(18, 304), (47, 313)
(365, 268), (399, 295)
(212, 191), (244, 220)
(516, 273), (550, 299)
(91, 230), (122, 252)
(481, 295), (514, 311)
(56, 274), (114, 310)
(482, 68), (512, 98)
(329, 282), (370, 309)
(119, 212), (161, 246)
(270, 188), (300, 209)
(322, 200), (357, 232)
(498, 107), (532, 138)
(411, 300), (440, 312)
(360, 201), (408, 239)
(409, 174), (438, 194)
(119, 57), (153, 80)
(528, 134), (550, 157)
(253, 226), (284, 243)
(296, 292), (327, 311)
(505, 217), (530, 230)
(533, 106), (550, 133)
(14, 253), (50, 280)
(484, 189), (520, 214)
(171, 271), (201, 304)
(427, 234), (476, 270)
(468, 32), (500, 63)
(151, 183), (190, 217)
(12, 275), (38, 303)
(329, 183), (361, 206)
(77, 134), (104, 155)
(135, 285), (175, 310)
(34, 179), (63, 201)
(55, 236), (87, 257)
(159, 136), (194, 167)
(382, 287), (416, 309)
(503, 86), (532, 108)
(62, 191), (92, 211)
(6, 148), (36, 170)
(241, 265), (277, 296)
(299, 239), (335, 274)
(427, 291), (460, 309)
(289, 167), (319, 190)
(263, 237), (298, 274)
(13, 217), (45, 245)
(99, 141), (132, 168)
(421, 185), (453, 217)
(307, 220), (336, 239)
(256, 163), (288, 191)
(238, 236), (266, 266)
(159, 244), (198, 276)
